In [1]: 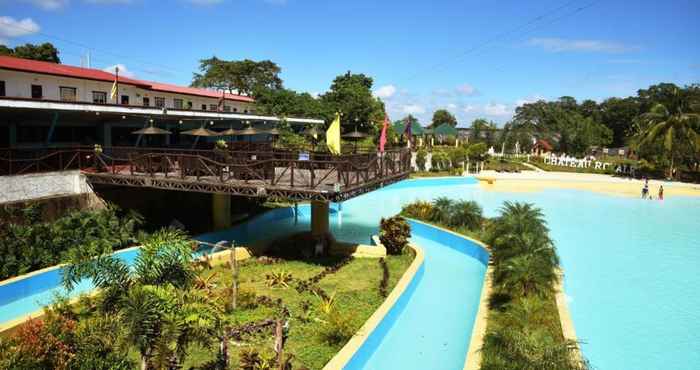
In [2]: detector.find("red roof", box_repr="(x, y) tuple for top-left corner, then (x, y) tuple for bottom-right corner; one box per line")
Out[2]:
(0, 55), (254, 103)
(534, 139), (553, 151)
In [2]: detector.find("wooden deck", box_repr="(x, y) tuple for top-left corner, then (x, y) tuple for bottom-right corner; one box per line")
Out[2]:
(1, 147), (411, 202)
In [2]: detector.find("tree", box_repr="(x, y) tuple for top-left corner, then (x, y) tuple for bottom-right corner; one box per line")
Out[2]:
(430, 109), (458, 128)
(634, 95), (700, 178)
(320, 71), (385, 132)
(62, 229), (201, 370)
(470, 118), (496, 145)
(191, 57), (283, 96)
(0, 42), (60, 63)
(598, 97), (641, 147)
(254, 88), (325, 119)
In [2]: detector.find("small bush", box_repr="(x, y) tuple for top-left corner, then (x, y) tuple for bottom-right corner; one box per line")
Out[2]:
(237, 287), (259, 309)
(379, 216), (411, 255)
(449, 200), (483, 230)
(265, 270), (293, 288)
(401, 201), (435, 220)
(319, 309), (355, 345)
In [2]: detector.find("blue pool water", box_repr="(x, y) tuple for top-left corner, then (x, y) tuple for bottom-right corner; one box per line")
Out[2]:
(1, 177), (699, 369)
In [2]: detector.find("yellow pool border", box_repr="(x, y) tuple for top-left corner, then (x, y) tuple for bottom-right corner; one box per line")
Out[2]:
(322, 243), (425, 370)
(0, 245), (252, 336)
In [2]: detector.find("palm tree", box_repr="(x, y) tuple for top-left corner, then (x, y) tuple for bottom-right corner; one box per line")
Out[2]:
(449, 200), (483, 230)
(486, 202), (552, 266)
(431, 197), (454, 224)
(635, 91), (700, 179)
(62, 228), (200, 369)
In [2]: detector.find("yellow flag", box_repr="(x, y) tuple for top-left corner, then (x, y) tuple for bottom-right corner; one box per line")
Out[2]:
(326, 113), (341, 155)
(110, 80), (118, 101)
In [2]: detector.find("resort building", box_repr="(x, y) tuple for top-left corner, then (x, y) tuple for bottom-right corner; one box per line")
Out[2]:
(0, 55), (319, 148)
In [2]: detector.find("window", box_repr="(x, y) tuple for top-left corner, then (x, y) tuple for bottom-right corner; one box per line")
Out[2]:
(92, 91), (107, 104)
(186, 101), (193, 110)
(173, 98), (183, 109)
(142, 97), (150, 107)
(201, 104), (207, 111)
(121, 95), (129, 105)
(0, 81), (5, 97)
(155, 97), (166, 108)
(223, 105), (231, 112)
(31, 84), (42, 99)
(59, 87), (77, 102)
(209, 104), (217, 111)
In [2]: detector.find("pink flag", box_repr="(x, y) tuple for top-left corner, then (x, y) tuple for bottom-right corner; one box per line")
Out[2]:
(379, 114), (389, 153)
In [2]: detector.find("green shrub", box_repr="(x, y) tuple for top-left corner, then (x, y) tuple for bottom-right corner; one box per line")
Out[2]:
(449, 200), (483, 230)
(401, 200), (435, 220)
(318, 309), (355, 345)
(430, 151), (450, 171)
(379, 216), (411, 255)
(0, 204), (143, 280)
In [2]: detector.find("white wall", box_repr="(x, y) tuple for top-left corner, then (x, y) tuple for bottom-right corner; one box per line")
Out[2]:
(0, 70), (255, 113)
(0, 170), (93, 203)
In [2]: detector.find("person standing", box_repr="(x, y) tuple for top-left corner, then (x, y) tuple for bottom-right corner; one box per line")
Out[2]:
(659, 185), (664, 200)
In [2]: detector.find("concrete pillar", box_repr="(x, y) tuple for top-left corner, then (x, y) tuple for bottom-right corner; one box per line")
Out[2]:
(212, 193), (232, 230)
(311, 201), (330, 237)
(103, 122), (112, 147)
(9, 122), (17, 147)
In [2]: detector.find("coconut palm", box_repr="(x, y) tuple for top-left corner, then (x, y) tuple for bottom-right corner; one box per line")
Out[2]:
(486, 202), (552, 266)
(431, 197), (454, 224)
(62, 228), (201, 370)
(634, 92), (700, 179)
(449, 200), (483, 230)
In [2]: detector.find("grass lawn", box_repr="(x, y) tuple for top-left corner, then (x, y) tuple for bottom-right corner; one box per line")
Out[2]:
(182, 251), (414, 369)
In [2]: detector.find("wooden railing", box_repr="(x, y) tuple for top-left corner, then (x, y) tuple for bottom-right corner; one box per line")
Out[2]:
(0, 147), (412, 193)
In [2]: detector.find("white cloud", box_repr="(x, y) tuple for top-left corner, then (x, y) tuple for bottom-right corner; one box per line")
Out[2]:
(483, 103), (511, 116)
(463, 105), (476, 113)
(20, 0), (69, 10)
(103, 64), (135, 78)
(0, 16), (40, 44)
(374, 84), (397, 99)
(446, 103), (457, 112)
(401, 104), (425, 115)
(515, 94), (545, 107)
(456, 83), (477, 96)
(528, 38), (638, 53)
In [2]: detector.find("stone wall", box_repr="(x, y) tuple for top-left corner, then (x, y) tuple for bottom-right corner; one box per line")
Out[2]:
(0, 170), (93, 204)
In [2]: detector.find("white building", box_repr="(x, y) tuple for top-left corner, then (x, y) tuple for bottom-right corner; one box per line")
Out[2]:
(0, 55), (321, 148)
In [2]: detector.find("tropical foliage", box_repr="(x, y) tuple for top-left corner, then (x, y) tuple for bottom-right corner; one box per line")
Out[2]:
(379, 215), (411, 255)
(0, 42), (61, 63)
(0, 204), (143, 280)
(401, 199), (588, 369)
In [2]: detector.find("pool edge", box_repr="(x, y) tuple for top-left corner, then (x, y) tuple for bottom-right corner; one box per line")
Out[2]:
(555, 269), (583, 363)
(321, 243), (425, 370)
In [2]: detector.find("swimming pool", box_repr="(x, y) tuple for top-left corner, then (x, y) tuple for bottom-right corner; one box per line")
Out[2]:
(1, 177), (698, 369)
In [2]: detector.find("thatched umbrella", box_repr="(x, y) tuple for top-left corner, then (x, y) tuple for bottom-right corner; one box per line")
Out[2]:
(180, 127), (220, 137)
(132, 125), (172, 135)
(342, 128), (368, 152)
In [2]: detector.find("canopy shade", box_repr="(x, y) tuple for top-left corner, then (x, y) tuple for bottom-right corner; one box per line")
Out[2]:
(302, 126), (322, 137)
(432, 123), (458, 136)
(180, 127), (220, 137)
(219, 128), (242, 136)
(393, 119), (425, 135)
(237, 126), (264, 136)
(342, 129), (369, 139)
(132, 125), (172, 135)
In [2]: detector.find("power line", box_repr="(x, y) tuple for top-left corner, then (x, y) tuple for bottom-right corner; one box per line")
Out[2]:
(399, 0), (595, 84)
(2, 21), (190, 77)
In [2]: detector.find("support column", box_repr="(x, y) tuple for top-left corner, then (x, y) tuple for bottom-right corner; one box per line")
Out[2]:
(212, 193), (232, 230)
(310, 200), (329, 237)
(9, 122), (17, 147)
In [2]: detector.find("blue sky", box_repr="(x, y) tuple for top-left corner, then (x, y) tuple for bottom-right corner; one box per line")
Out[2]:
(1, 0), (699, 126)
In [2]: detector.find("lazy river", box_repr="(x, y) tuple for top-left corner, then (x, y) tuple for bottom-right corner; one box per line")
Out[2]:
(1, 177), (699, 369)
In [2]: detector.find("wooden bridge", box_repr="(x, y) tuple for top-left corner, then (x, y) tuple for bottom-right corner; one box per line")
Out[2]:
(0, 146), (412, 202)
